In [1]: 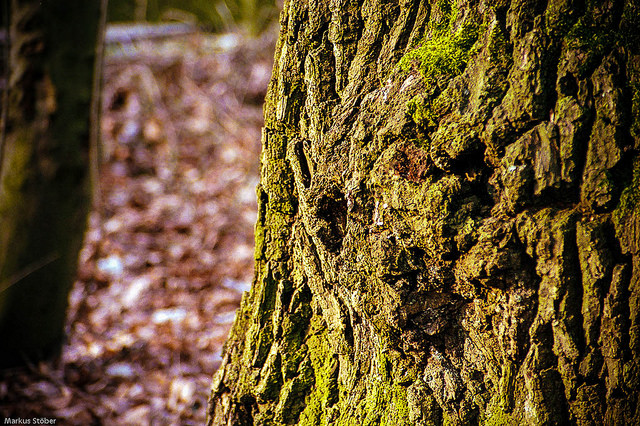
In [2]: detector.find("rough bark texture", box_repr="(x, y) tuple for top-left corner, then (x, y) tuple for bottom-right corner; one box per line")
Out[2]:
(0, 0), (101, 367)
(208, 0), (640, 424)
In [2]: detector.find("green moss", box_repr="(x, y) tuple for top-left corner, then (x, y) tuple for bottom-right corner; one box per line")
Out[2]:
(363, 349), (414, 426)
(385, 384), (410, 425)
(280, 286), (313, 378)
(406, 88), (461, 134)
(481, 362), (519, 426)
(407, 94), (437, 130)
(483, 406), (517, 426)
(400, 1), (483, 133)
(256, 351), (283, 402)
(399, 15), (481, 88)
(259, 203), (295, 260)
(244, 264), (279, 369)
(497, 361), (516, 411)
(442, 411), (456, 426)
(297, 315), (338, 426)
(276, 356), (316, 424)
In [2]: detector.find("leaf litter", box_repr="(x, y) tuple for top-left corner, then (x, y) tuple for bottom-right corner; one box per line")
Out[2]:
(0, 27), (275, 425)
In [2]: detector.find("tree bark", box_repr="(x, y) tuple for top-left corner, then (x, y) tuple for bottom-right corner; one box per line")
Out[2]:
(208, 0), (640, 424)
(0, 0), (103, 367)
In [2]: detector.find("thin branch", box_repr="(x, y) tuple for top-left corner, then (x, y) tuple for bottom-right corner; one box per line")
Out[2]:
(89, 0), (109, 210)
(0, 252), (60, 294)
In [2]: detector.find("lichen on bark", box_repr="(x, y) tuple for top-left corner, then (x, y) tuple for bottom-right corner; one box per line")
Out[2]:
(208, 0), (640, 424)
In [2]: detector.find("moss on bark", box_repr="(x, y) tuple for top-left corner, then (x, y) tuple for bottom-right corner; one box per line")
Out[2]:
(209, 0), (640, 424)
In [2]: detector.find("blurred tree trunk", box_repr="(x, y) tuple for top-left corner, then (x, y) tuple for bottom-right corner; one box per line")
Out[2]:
(0, 0), (104, 367)
(208, 0), (640, 424)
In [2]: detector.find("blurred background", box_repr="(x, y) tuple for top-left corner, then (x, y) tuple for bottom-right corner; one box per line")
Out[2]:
(0, 1), (279, 424)
(107, 0), (282, 34)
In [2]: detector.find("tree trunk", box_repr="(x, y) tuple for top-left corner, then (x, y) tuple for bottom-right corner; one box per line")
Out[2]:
(0, 0), (103, 367)
(208, 0), (640, 424)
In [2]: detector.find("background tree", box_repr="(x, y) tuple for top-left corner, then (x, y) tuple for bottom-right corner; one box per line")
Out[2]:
(0, 0), (104, 367)
(208, 0), (640, 424)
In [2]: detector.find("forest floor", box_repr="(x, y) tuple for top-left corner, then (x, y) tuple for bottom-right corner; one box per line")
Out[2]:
(0, 26), (275, 425)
